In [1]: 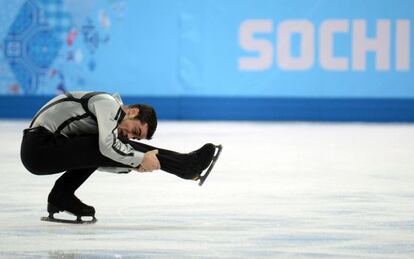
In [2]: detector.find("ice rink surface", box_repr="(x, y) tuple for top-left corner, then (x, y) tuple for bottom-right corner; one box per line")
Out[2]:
(1, 120), (414, 258)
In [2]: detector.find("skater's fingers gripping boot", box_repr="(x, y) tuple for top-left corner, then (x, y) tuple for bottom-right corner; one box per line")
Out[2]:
(138, 149), (160, 172)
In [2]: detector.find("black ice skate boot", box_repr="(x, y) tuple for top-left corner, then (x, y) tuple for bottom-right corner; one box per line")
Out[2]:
(43, 191), (97, 224)
(186, 143), (223, 186)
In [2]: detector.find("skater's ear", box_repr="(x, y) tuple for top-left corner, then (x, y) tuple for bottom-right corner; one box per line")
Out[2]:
(127, 107), (140, 119)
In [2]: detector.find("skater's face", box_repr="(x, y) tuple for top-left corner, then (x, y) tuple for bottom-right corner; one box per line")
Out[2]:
(118, 108), (148, 140)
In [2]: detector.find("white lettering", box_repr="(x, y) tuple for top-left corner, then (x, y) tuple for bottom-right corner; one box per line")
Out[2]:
(352, 20), (391, 71)
(238, 19), (410, 72)
(396, 20), (410, 71)
(238, 20), (273, 70)
(277, 20), (314, 70)
(319, 20), (349, 70)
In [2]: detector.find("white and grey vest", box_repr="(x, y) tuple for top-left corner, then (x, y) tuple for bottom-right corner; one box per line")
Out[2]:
(30, 91), (143, 173)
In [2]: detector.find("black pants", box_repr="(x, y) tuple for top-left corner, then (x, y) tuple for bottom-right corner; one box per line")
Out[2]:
(20, 127), (193, 196)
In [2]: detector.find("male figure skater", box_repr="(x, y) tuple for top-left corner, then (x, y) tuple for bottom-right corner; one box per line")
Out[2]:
(20, 91), (221, 223)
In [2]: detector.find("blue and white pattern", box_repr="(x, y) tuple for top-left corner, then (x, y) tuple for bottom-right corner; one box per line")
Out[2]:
(41, 0), (72, 40)
(3, 0), (72, 94)
(1, 0), (413, 99)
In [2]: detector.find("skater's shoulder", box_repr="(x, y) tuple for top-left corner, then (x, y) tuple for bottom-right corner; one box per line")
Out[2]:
(110, 92), (124, 105)
(76, 91), (124, 105)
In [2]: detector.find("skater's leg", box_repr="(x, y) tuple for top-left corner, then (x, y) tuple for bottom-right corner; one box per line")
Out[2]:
(119, 137), (216, 179)
(48, 168), (96, 217)
(120, 139), (188, 177)
(21, 127), (127, 175)
(49, 168), (96, 196)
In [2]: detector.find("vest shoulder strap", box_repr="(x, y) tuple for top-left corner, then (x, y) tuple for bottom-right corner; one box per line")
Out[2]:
(29, 92), (107, 128)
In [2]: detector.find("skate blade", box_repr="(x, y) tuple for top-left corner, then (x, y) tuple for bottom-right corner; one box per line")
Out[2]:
(41, 215), (97, 224)
(198, 144), (223, 186)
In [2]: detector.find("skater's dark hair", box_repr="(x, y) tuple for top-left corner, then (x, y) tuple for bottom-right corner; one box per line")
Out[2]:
(127, 104), (157, 139)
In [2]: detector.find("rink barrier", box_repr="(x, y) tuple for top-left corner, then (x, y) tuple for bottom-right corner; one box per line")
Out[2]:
(1, 95), (414, 122)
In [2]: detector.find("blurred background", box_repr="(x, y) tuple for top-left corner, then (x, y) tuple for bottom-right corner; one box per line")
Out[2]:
(1, 0), (413, 122)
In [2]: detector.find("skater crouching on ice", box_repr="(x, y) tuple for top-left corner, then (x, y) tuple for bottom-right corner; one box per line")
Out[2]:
(20, 91), (221, 223)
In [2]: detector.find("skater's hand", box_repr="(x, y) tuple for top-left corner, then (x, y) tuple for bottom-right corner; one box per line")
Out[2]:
(136, 150), (160, 172)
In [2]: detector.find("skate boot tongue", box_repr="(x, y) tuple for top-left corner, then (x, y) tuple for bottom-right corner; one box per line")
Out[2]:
(187, 143), (216, 179)
(64, 194), (95, 216)
(192, 144), (216, 169)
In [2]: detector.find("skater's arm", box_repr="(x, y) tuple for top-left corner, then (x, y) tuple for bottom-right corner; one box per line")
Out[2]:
(91, 98), (144, 167)
(98, 150), (160, 174)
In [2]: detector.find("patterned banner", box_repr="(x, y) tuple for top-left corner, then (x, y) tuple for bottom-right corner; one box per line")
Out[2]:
(0, 0), (413, 98)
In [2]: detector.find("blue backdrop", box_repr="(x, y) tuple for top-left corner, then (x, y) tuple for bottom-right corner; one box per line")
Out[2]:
(1, 0), (414, 121)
